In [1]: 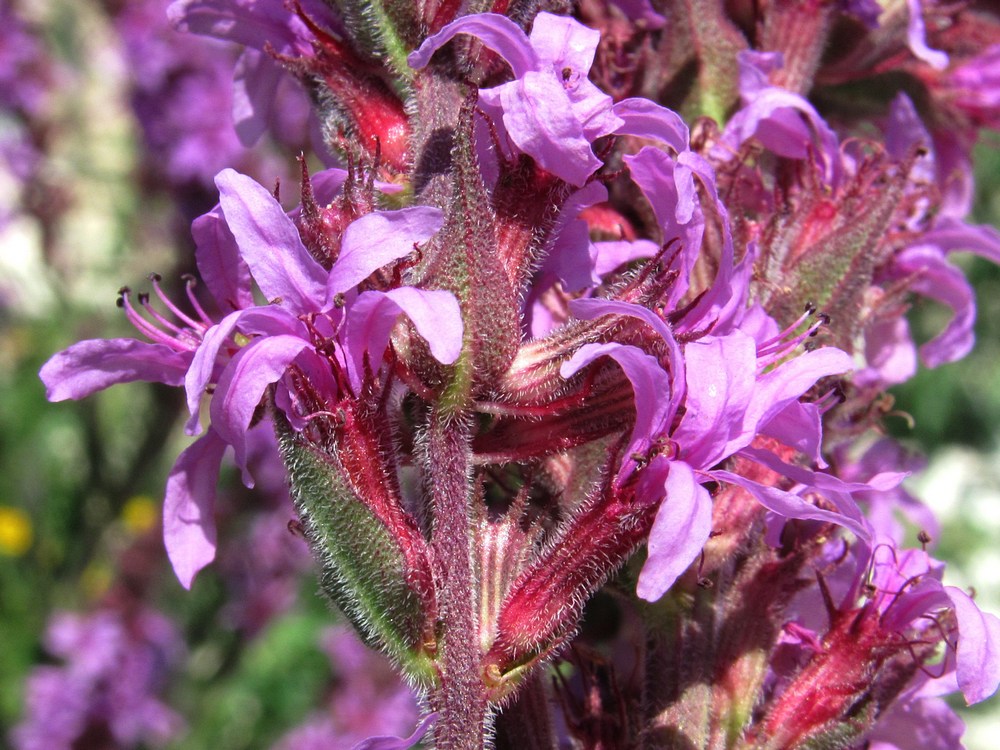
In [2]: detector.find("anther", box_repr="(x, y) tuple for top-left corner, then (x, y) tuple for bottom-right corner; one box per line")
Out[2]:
(148, 272), (162, 283)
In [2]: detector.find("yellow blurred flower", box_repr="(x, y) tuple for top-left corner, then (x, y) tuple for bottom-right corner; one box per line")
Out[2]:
(121, 495), (158, 535)
(0, 506), (33, 556)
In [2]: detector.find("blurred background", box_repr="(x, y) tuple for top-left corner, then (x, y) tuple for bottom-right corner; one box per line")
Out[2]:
(2, 0), (999, 747)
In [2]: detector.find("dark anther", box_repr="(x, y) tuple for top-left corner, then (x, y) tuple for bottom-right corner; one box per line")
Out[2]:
(148, 272), (162, 282)
(917, 530), (932, 547)
(118, 286), (131, 296)
(562, 66), (573, 81)
(817, 313), (831, 326)
(697, 577), (714, 589)
(138, 292), (150, 305)
(804, 301), (816, 315)
(333, 292), (346, 308)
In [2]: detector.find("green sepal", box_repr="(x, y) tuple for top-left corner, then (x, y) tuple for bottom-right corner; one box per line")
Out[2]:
(330, 0), (417, 82)
(275, 419), (436, 684)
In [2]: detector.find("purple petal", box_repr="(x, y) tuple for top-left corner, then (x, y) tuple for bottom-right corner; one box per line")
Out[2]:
(560, 342), (672, 460)
(209, 335), (312, 481)
(622, 148), (703, 307)
(542, 182), (607, 291)
(569, 297), (686, 422)
(613, 97), (688, 152)
(497, 73), (604, 186)
(342, 288), (463, 392)
(215, 168), (326, 313)
(593, 239), (659, 277)
(712, 57), (842, 186)
(760, 401), (825, 466)
(231, 49), (283, 146)
(163, 429), (227, 589)
(713, 469), (872, 542)
(167, 0), (322, 53)
(923, 217), (1000, 264)
(860, 315), (917, 387)
(40, 339), (190, 401)
(329, 207), (444, 298)
(750, 346), (854, 431)
(185, 310), (243, 435)
(891, 245), (975, 367)
(606, 0), (666, 28)
(945, 587), (1000, 704)
(349, 712), (437, 750)
(636, 458), (713, 601)
(408, 13), (536, 76)
(673, 332), (758, 468)
(191, 205), (253, 312)
(906, 0), (949, 70)
(528, 12), (600, 72)
(866, 695), (964, 750)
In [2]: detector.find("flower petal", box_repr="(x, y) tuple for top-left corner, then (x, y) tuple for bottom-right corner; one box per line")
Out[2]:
(498, 72), (604, 186)
(673, 331), (757, 468)
(636, 458), (713, 601)
(215, 168), (326, 313)
(945, 586), (1000, 705)
(329, 206), (444, 298)
(713, 468), (872, 543)
(210, 335), (312, 482)
(407, 13), (536, 76)
(163, 428), (227, 589)
(40, 338), (190, 401)
(349, 712), (437, 750)
(191, 204), (253, 312)
(342, 288), (463, 392)
(560, 342), (672, 460)
(614, 97), (688, 152)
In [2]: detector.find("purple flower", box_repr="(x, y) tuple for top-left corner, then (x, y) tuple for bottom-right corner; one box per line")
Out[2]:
(41, 168), (463, 588)
(11, 609), (184, 750)
(409, 12), (623, 186)
(270, 626), (431, 750)
(167, 0), (336, 145)
(711, 51), (842, 186)
(563, 297), (866, 601)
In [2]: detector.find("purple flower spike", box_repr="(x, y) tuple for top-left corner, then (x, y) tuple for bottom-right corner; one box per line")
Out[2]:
(409, 12), (622, 186)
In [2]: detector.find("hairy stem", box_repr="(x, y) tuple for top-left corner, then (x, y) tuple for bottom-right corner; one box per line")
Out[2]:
(426, 408), (490, 748)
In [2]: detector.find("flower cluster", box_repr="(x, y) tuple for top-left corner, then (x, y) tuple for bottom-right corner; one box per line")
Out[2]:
(38, 0), (1000, 747)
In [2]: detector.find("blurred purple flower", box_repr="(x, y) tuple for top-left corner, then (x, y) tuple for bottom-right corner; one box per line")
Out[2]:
(270, 626), (429, 749)
(11, 609), (184, 750)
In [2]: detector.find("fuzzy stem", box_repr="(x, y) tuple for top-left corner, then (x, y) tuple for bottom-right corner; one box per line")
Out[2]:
(427, 408), (491, 748)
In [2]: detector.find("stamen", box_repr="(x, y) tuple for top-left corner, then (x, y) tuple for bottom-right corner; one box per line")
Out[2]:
(149, 274), (204, 331)
(181, 274), (215, 326)
(117, 289), (179, 347)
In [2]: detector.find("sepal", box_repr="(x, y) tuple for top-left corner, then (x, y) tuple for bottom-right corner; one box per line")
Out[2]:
(275, 415), (437, 683)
